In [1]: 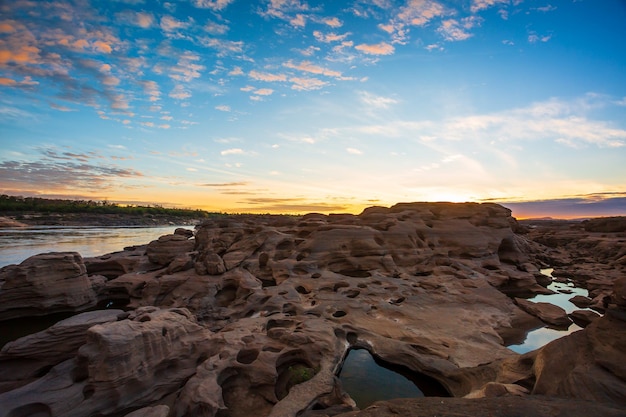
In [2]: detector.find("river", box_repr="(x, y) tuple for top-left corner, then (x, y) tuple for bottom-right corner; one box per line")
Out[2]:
(0, 225), (192, 268)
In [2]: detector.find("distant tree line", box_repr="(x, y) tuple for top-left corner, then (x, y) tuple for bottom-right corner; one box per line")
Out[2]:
(0, 195), (213, 218)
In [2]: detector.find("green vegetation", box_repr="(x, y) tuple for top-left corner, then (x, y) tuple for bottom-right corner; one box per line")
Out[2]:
(0, 195), (213, 218)
(286, 364), (318, 385)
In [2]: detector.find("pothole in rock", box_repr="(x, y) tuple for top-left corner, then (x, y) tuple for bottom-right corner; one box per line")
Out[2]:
(337, 348), (450, 409)
(215, 285), (238, 307)
(275, 351), (318, 400)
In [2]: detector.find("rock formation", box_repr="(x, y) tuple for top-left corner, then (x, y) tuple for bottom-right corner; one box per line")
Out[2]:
(0, 203), (624, 417)
(0, 252), (97, 321)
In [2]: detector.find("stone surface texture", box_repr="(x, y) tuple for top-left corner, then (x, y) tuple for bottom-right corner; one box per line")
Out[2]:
(0, 204), (624, 417)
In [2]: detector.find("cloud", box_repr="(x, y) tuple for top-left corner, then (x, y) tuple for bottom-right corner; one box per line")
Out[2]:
(438, 18), (476, 41)
(0, 148), (143, 192)
(199, 182), (248, 187)
(254, 88), (274, 96)
(322, 17), (342, 27)
(533, 5), (557, 13)
(528, 31), (552, 43)
(199, 37), (244, 56)
(283, 60), (342, 78)
(229, 66), (244, 76)
(249, 70), (287, 82)
(169, 52), (205, 82)
(470, 0), (508, 13)
(359, 91), (398, 109)
(397, 0), (447, 26)
(141, 80), (161, 102)
(205, 21), (229, 35)
(169, 84), (191, 100)
(351, 95), (626, 148)
(216, 105), (231, 112)
(290, 76), (329, 91)
(346, 147), (363, 155)
(160, 15), (191, 32)
(500, 194), (626, 219)
(221, 148), (245, 155)
(313, 30), (350, 43)
(290, 14), (306, 27)
(50, 102), (76, 112)
(118, 11), (154, 28)
(261, 0), (310, 22)
(355, 42), (395, 55)
(193, 0), (235, 10)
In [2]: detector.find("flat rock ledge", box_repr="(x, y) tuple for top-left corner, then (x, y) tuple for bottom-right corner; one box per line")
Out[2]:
(0, 203), (625, 417)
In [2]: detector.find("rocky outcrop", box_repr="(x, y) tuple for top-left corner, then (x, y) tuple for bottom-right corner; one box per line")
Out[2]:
(0, 252), (97, 320)
(146, 233), (195, 266)
(0, 309), (122, 392)
(0, 205), (624, 417)
(0, 307), (215, 417)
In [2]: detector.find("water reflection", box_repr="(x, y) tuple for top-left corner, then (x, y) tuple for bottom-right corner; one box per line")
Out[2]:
(507, 268), (587, 354)
(338, 348), (449, 409)
(0, 226), (188, 268)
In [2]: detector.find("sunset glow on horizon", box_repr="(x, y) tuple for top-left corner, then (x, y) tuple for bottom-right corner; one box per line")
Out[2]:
(1, 0), (625, 219)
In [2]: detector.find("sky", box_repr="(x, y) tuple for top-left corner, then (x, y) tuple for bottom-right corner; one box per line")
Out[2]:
(1, 0), (625, 218)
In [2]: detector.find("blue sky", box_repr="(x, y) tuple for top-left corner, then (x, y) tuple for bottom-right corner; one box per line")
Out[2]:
(1, 0), (625, 217)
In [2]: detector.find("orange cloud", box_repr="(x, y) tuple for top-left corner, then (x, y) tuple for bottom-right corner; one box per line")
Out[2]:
(0, 45), (41, 64)
(355, 42), (395, 55)
(93, 40), (112, 53)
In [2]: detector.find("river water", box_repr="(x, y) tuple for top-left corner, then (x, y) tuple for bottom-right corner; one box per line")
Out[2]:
(0, 225), (191, 268)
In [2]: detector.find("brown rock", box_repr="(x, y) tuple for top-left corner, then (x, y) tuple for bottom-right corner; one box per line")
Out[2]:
(146, 234), (194, 266)
(0, 307), (215, 417)
(124, 405), (170, 417)
(613, 277), (626, 309)
(514, 298), (572, 327)
(0, 252), (97, 320)
(0, 309), (122, 392)
(569, 295), (593, 308)
(332, 396), (625, 417)
(569, 309), (601, 328)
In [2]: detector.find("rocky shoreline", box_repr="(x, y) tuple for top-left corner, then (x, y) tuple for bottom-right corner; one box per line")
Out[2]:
(0, 202), (624, 417)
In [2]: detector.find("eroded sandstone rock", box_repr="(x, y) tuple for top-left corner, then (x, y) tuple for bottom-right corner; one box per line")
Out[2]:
(0, 252), (97, 321)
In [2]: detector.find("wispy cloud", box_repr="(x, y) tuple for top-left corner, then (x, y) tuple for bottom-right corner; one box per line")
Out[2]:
(355, 42), (395, 55)
(221, 148), (245, 155)
(283, 60), (342, 78)
(193, 0), (236, 11)
(290, 77), (329, 90)
(359, 91), (398, 109)
(249, 70), (287, 82)
(470, 0), (508, 13)
(0, 147), (143, 192)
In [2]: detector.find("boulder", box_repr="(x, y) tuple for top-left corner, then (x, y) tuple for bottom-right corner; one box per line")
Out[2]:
(514, 298), (571, 328)
(0, 252), (97, 321)
(146, 234), (194, 266)
(569, 309), (601, 328)
(569, 295), (593, 308)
